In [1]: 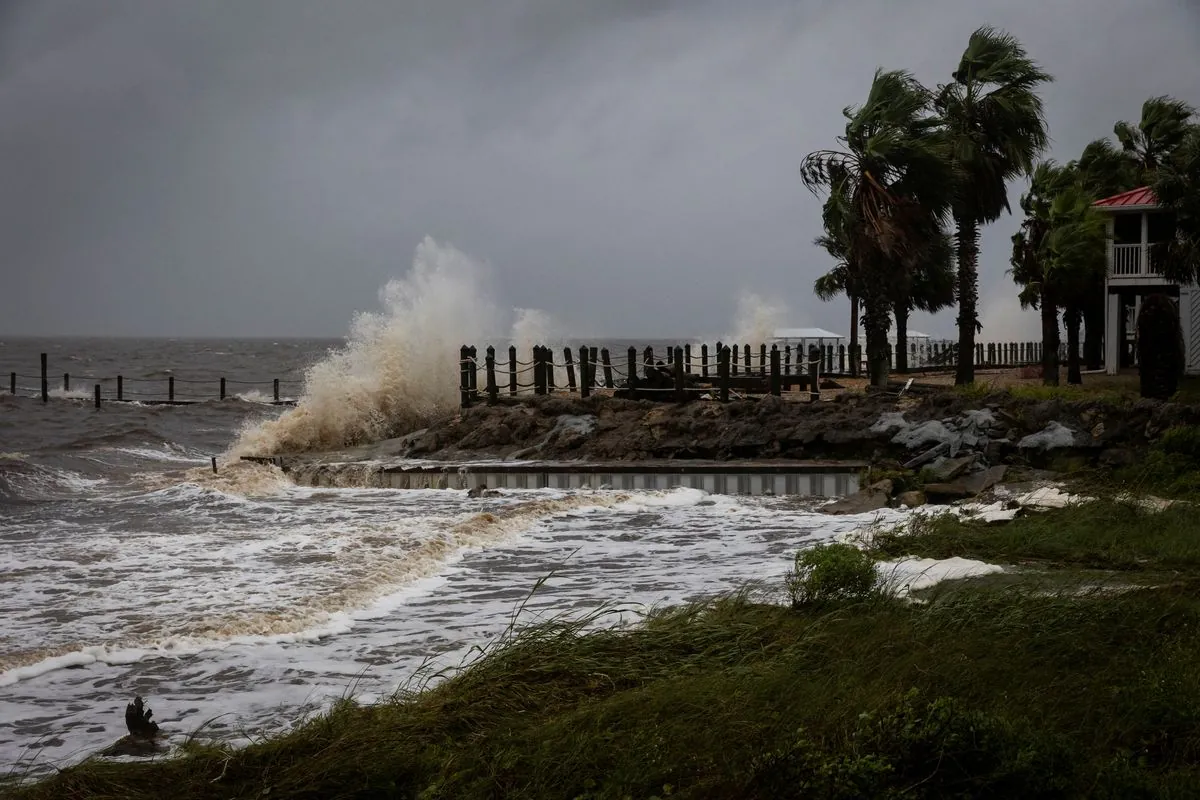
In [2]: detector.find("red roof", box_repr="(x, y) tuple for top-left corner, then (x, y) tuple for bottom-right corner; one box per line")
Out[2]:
(1092, 186), (1159, 209)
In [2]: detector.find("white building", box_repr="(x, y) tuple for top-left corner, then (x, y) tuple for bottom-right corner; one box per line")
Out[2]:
(1093, 187), (1199, 375)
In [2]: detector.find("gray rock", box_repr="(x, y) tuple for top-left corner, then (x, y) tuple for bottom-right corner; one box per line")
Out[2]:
(1018, 421), (1079, 450)
(923, 482), (975, 503)
(897, 490), (926, 508)
(821, 484), (891, 515)
(926, 455), (976, 482)
(958, 465), (1008, 496)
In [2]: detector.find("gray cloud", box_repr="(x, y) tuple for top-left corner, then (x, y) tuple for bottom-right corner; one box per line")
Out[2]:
(1, 0), (1197, 338)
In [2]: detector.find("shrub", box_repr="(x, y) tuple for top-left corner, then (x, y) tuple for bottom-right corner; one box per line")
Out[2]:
(786, 544), (877, 607)
(1137, 293), (1184, 400)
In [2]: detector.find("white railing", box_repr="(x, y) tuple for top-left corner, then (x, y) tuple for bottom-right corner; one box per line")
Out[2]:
(1110, 243), (1161, 277)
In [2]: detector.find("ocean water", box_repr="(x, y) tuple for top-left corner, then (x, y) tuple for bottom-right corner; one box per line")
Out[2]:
(0, 242), (884, 778)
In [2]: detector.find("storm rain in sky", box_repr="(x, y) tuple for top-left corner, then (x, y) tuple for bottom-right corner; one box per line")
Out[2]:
(0, 0), (1197, 339)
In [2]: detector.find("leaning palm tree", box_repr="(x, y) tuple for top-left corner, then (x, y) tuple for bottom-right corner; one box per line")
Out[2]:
(936, 26), (1053, 384)
(803, 68), (954, 388)
(1044, 185), (1108, 384)
(894, 228), (956, 372)
(1152, 121), (1200, 285)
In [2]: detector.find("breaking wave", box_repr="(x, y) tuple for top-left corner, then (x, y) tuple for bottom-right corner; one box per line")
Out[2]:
(229, 238), (559, 458)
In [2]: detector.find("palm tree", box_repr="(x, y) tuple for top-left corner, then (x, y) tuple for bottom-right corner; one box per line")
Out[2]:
(893, 228), (955, 372)
(1115, 96), (1197, 176)
(1152, 121), (1200, 285)
(803, 69), (954, 388)
(936, 26), (1053, 385)
(812, 202), (860, 377)
(1043, 186), (1108, 384)
(1011, 161), (1075, 385)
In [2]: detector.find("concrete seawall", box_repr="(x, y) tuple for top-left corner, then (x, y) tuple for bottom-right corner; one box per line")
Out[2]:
(241, 457), (866, 497)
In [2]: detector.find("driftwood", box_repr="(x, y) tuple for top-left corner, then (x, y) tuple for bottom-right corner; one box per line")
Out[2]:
(125, 695), (160, 739)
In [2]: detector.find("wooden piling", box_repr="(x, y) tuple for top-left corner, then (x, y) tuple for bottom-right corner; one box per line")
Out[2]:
(731, 343), (739, 375)
(666, 347), (673, 365)
(63, 373), (70, 392)
(715, 341), (724, 377)
(601, 348), (614, 389)
(169, 376), (175, 403)
(546, 347), (556, 391)
(94, 384), (101, 409)
(40, 353), (48, 402)
(673, 346), (685, 402)
(684, 344), (692, 374)
(509, 346), (518, 396)
(744, 345), (751, 376)
(468, 346), (478, 396)
(532, 347), (545, 396)
(643, 346), (654, 378)
(589, 347), (598, 388)
(701, 344), (709, 379)
(759, 343), (767, 377)
(485, 346), (498, 404)
(460, 345), (471, 407)
(718, 346), (730, 403)
(273, 378), (280, 403)
(838, 345), (846, 375)
(785, 345), (792, 376)
(770, 345), (781, 396)
(808, 346), (820, 402)
(9, 372), (14, 395)
(564, 347), (577, 392)
(211, 456), (218, 475)
(579, 346), (591, 399)
(217, 377), (223, 401)
(626, 346), (639, 399)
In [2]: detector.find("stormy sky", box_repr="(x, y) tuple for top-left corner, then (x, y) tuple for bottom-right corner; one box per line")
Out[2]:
(1, 0), (1197, 339)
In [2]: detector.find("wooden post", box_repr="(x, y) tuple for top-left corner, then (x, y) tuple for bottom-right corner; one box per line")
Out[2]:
(509, 346), (518, 396)
(715, 341), (724, 377)
(169, 376), (175, 403)
(94, 384), (101, 409)
(579, 346), (591, 399)
(666, 346), (673, 365)
(838, 345), (846, 375)
(273, 378), (280, 403)
(808, 346), (820, 402)
(564, 347), (577, 392)
(546, 347), (556, 391)
(987, 343), (995, 366)
(643, 346), (654, 378)
(532, 347), (545, 396)
(627, 346), (639, 399)
(674, 346), (685, 402)
(719, 346), (730, 403)
(744, 344), (751, 376)
(759, 343), (767, 377)
(684, 344), (692, 374)
(589, 347), (598, 387)
(460, 345), (471, 407)
(784, 345), (792, 376)
(701, 344), (709, 378)
(486, 346), (498, 404)
(468, 346), (479, 396)
(211, 456), (218, 475)
(217, 377), (223, 401)
(731, 343), (739, 375)
(770, 345), (781, 396)
(63, 373), (70, 393)
(601, 348), (614, 389)
(40, 353), (48, 402)
(9, 372), (14, 395)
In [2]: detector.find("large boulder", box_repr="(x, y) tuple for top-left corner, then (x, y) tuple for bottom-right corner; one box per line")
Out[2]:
(821, 479), (893, 515)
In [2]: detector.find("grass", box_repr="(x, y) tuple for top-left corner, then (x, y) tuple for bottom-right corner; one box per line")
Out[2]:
(10, 503), (1200, 799)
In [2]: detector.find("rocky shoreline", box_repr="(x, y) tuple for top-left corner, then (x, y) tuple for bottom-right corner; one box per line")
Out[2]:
(272, 390), (1200, 477)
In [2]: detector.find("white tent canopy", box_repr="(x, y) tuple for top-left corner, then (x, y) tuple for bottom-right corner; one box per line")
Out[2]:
(772, 327), (844, 344)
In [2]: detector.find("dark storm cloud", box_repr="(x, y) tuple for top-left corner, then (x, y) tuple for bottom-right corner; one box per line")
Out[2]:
(0, 0), (1197, 338)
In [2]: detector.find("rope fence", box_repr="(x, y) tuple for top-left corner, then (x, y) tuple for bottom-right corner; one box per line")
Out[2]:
(4, 353), (303, 407)
(458, 339), (1060, 407)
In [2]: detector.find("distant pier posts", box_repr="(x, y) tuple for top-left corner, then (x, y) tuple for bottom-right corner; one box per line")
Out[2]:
(9, 372), (14, 395)
(168, 376), (175, 403)
(40, 352), (48, 402)
(63, 373), (70, 393)
(273, 378), (280, 404)
(94, 384), (101, 409)
(217, 377), (223, 401)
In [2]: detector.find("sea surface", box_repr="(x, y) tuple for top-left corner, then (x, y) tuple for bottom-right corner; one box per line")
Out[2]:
(0, 337), (887, 779)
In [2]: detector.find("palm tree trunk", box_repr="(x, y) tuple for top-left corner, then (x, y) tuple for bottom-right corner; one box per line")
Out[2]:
(1040, 296), (1060, 386)
(895, 304), (909, 373)
(1065, 306), (1083, 385)
(863, 292), (890, 389)
(954, 214), (980, 385)
(1083, 284), (1104, 371)
(848, 293), (860, 378)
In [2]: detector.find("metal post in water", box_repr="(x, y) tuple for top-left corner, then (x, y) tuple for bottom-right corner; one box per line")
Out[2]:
(63, 373), (70, 393)
(94, 384), (101, 409)
(220, 377), (226, 401)
(40, 353), (47, 403)
(117, 375), (124, 401)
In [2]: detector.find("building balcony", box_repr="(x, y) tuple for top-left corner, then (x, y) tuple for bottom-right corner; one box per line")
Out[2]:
(1110, 243), (1163, 279)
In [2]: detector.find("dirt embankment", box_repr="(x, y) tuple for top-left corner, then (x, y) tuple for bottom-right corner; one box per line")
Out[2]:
(324, 391), (1200, 468)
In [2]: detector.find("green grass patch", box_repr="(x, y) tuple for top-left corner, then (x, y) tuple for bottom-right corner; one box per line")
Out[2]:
(11, 577), (1200, 799)
(870, 499), (1200, 571)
